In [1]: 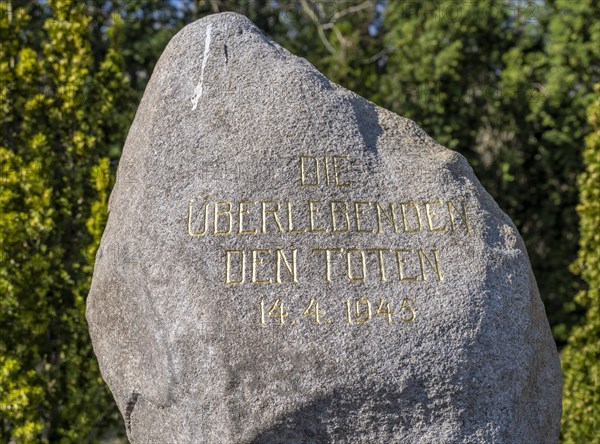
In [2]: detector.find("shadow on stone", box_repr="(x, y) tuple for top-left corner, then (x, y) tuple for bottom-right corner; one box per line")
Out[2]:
(349, 95), (383, 154)
(249, 382), (430, 443)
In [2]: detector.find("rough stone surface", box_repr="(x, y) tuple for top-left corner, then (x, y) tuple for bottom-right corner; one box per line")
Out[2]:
(86, 12), (562, 444)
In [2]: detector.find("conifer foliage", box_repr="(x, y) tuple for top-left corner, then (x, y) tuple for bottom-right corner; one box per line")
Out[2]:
(0, 1), (131, 441)
(560, 84), (600, 443)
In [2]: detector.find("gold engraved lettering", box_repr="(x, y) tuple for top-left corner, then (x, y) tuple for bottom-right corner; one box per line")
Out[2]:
(261, 201), (284, 234)
(259, 297), (414, 326)
(330, 201), (350, 233)
(259, 299), (266, 325)
(345, 299), (352, 324)
(251, 249), (272, 284)
(345, 297), (371, 324)
(238, 201), (257, 235)
(214, 201), (233, 235)
(312, 248), (342, 283)
(225, 250), (245, 285)
(260, 298), (289, 325)
(333, 156), (350, 187)
(376, 298), (395, 324)
(448, 201), (471, 234)
(367, 248), (390, 282)
(346, 248), (367, 282)
(286, 201), (307, 233)
(308, 201), (327, 232)
(375, 202), (398, 234)
(187, 198), (209, 237)
(324, 156), (332, 186)
(354, 201), (375, 233)
(276, 249), (298, 283)
(300, 156), (319, 186)
(355, 297), (372, 324)
(399, 298), (416, 323)
(418, 249), (443, 281)
(400, 202), (422, 233)
(394, 249), (418, 281)
(268, 299), (288, 325)
(425, 201), (448, 232)
(303, 298), (323, 324)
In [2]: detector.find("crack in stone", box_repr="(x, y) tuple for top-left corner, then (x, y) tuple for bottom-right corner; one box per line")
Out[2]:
(191, 23), (213, 110)
(125, 391), (141, 433)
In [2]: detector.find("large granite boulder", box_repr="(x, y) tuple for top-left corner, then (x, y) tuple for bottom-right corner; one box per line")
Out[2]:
(86, 12), (562, 443)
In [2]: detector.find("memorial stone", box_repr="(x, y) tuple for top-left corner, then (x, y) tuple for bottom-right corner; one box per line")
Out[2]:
(86, 12), (562, 443)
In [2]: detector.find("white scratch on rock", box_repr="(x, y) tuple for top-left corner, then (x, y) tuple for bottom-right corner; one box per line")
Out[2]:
(191, 23), (213, 110)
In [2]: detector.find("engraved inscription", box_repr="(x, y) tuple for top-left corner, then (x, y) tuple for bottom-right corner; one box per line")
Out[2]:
(188, 199), (471, 237)
(300, 155), (351, 187)
(225, 249), (298, 285)
(186, 154), (473, 327)
(312, 248), (442, 284)
(259, 296), (417, 326)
